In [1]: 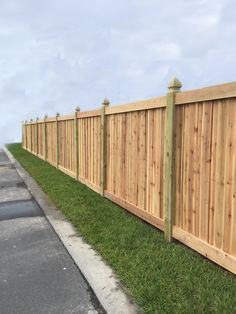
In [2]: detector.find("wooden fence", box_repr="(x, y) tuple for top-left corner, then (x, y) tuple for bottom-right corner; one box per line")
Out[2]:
(22, 78), (236, 275)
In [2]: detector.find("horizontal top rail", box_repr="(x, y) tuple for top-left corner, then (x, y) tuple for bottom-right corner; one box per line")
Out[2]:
(25, 121), (40, 125)
(78, 109), (100, 118)
(176, 81), (236, 105)
(23, 80), (236, 124)
(45, 117), (57, 122)
(106, 96), (166, 115)
(57, 114), (74, 121)
(37, 119), (45, 124)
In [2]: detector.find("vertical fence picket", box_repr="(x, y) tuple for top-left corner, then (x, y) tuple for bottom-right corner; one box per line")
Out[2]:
(30, 119), (33, 153)
(36, 118), (39, 156)
(74, 106), (80, 180)
(100, 98), (110, 196)
(44, 115), (47, 161)
(25, 121), (28, 150)
(56, 113), (60, 168)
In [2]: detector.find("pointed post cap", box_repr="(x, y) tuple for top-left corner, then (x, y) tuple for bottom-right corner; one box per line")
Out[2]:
(44, 114), (48, 119)
(36, 117), (39, 121)
(30, 118), (33, 123)
(102, 98), (110, 107)
(168, 77), (182, 93)
(56, 112), (60, 117)
(75, 106), (80, 112)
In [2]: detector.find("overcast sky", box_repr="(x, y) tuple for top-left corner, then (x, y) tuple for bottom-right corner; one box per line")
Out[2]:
(0, 0), (235, 145)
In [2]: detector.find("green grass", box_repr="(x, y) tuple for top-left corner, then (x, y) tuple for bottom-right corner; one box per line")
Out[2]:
(8, 143), (236, 314)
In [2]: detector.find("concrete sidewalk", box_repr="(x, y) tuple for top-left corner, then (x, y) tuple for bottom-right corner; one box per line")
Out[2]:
(0, 149), (104, 314)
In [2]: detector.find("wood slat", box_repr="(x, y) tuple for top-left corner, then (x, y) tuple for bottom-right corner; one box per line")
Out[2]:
(176, 81), (236, 105)
(106, 96), (166, 115)
(173, 226), (236, 275)
(105, 191), (164, 231)
(22, 83), (236, 274)
(78, 109), (100, 118)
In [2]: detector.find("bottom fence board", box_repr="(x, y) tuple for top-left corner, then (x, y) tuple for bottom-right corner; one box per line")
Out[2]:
(78, 177), (101, 194)
(37, 153), (45, 160)
(173, 226), (236, 275)
(105, 191), (164, 231)
(58, 165), (76, 179)
(47, 159), (57, 168)
(30, 151), (38, 157)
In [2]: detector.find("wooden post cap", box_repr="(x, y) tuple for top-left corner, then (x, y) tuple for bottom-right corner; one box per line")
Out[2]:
(30, 119), (33, 123)
(102, 98), (110, 106)
(36, 117), (39, 121)
(56, 112), (60, 117)
(168, 77), (182, 93)
(44, 114), (48, 119)
(75, 106), (80, 112)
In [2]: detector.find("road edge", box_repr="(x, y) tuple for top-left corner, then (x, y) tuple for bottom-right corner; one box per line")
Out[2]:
(3, 146), (139, 314)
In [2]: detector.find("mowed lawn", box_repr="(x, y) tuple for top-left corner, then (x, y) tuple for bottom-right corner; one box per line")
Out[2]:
(8, 143), (236, 314)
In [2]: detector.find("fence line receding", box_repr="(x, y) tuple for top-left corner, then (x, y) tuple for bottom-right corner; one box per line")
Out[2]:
(22, 78), (236, 275)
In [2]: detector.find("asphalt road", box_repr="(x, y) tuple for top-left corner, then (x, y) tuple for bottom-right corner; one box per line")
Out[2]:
(0, 149), (104, 314)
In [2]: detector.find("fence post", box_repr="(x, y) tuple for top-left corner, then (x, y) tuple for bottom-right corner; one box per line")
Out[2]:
(74, 106), (80, 180)
(25, 120), (28, 150)
(30, 119), (33, 152)
(44, 114), (48, 161)
(36, 117), (39, 156)
(100, 98), (110, 196)
(164, 77), (182, 242)
(22, 121), (24, 148)
(56, 113), (60, 168)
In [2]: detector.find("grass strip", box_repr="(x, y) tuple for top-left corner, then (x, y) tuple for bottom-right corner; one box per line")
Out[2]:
(8, 143), (236, 314)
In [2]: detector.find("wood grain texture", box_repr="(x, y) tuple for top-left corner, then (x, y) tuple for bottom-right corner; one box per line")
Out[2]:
(106, 96), (166, 115)
(176, 81), (236, 105)
(58, 120), (75, 173)
(173, 226), (236, 275)
(175, 97), (236, 259)
(106, 108), (165, 222)
(22, 81), (236, 274)
(105, 191), (164, 231)
(164, 91), (176, 241)
(46, 121), (57, 164)
(38, 123), (45, 158)
(78, 116), (101, 187)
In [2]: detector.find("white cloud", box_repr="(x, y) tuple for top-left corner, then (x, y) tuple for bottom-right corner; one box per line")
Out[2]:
(0, 0), (235, 145)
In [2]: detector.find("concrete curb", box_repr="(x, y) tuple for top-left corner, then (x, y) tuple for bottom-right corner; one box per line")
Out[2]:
(3, 146), (139, 314)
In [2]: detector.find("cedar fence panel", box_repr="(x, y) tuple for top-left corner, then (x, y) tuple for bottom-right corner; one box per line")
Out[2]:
(46, 121), (57, 165)
(26, 124), (31, 152)
(37, 121), (45, 158)
(173, 96), (236, 273)
(22, 79), (236, 274)
(78, 114), (101, 192)
(22, 123), (26, 149)
(58, 118), (75, 176)
(105, 108), (165, 227)
(31, 123), (38, 155)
